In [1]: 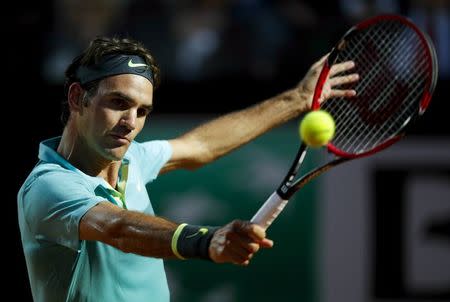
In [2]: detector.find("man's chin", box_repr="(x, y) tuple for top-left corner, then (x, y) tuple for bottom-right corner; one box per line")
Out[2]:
(102, 145), (129, 161)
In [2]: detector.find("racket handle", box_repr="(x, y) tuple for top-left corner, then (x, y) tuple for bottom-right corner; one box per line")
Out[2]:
(251, 192), (288, 230)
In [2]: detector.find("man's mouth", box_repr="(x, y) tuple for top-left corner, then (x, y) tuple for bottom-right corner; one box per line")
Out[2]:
(109, 133), (130, 144)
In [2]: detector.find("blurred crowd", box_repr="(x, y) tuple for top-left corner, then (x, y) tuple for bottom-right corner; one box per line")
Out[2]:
(42, 0), (449, 85)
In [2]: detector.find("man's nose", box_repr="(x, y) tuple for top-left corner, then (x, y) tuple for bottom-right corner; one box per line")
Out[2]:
(120, 109), (137, 130)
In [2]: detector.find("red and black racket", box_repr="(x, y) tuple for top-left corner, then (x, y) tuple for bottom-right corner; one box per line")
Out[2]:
(251, 14), (438, 229)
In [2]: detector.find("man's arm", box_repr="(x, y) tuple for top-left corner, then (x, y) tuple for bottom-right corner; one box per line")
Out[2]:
(80, 201), (272, 264)
(80, 202), (178, 257)
(161, 55), (358, 173)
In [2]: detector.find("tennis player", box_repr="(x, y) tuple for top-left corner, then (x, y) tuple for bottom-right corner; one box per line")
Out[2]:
(17, 36), (358, 302)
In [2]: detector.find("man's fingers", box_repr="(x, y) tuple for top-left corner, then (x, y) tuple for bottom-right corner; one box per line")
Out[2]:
(329, 60), (355, 76)
(259, 238), (274, 248)
(329, 89), (357, 98)
(241, 223), (273, 247)
(227, 243), (254, 265)
(212, 220), (273, 266)
(328, 73), (359, 87)
(227, 231), (261, 253)
(233, 221), (266, 241)
(217, 239), (253, 265)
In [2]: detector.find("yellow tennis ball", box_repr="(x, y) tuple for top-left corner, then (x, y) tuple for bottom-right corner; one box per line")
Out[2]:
(299, 110), (335, 147)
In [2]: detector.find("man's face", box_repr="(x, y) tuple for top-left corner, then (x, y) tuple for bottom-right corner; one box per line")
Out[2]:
(77, 74), (153, 161)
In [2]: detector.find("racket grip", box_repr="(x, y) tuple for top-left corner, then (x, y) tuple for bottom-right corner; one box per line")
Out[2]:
(251, 192), (288, 230)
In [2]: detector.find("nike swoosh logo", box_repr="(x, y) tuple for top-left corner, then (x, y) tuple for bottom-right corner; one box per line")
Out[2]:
(128, 59), (148, 68)
(186, 228), (208, 239)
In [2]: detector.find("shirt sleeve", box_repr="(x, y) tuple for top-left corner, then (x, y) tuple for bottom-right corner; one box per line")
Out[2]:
(22, 170), (104, 251)
(131, 140), (173, 184)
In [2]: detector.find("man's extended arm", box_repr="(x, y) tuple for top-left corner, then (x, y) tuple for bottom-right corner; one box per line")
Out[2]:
(161, 56), (358, 173)
(80, 201), (272, 265)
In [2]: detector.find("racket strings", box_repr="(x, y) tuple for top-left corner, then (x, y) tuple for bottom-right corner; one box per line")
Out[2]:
(354, 30), (427, 149)
(362, 36), (427, 148)
(322, 19), (430, 154)
(329, 22), (409, 146)
(348, 21), (418, 115)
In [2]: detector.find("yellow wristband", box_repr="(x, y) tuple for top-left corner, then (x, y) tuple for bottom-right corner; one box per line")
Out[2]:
(171, 223), (188, 260)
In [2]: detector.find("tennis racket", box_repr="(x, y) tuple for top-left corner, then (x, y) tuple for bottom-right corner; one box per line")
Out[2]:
(251, 14), (439, 230)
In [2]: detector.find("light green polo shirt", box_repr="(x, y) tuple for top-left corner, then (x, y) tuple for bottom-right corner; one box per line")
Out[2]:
(18, 137), (173, 302)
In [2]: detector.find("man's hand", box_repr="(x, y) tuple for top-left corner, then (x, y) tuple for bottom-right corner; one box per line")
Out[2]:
(209, 220), (273, 266)
(298, 54), (359, 108)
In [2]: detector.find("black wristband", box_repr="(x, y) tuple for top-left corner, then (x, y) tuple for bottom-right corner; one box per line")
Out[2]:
(171, 224), (219, 260)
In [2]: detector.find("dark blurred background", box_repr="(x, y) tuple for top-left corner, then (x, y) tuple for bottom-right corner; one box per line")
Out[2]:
(7, 0), (449, 301)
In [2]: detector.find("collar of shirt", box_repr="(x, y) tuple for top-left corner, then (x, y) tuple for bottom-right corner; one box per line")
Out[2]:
(38, 136), (130, 209)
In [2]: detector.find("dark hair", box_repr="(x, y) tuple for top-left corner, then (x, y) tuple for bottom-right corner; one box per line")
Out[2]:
(61, 36), (161, 125)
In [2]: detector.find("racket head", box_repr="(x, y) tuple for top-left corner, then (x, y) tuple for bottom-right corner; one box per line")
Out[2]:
(312, 14), (439, 159)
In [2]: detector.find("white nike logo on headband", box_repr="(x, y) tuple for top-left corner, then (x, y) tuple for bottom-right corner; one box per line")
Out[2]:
(128, 59), (148, 68)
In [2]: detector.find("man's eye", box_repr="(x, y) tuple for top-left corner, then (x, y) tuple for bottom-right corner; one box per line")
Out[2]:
(137, 108), (150, 117)
(111, 99), (128, 109)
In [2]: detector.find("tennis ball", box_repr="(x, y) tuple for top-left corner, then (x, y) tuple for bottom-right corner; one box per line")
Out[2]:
(299, 110), (335, 147)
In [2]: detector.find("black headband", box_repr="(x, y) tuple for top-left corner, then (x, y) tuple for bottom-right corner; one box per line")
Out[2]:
(75, 54), (154, 85)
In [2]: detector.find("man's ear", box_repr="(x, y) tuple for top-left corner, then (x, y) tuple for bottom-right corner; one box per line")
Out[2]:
(67, 82), (85, 113)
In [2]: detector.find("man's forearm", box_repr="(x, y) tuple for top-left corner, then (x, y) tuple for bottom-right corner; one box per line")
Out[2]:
(112, 210), (178, 258)
(180, 89), (308, 163)
(80, 202), (179, 258)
